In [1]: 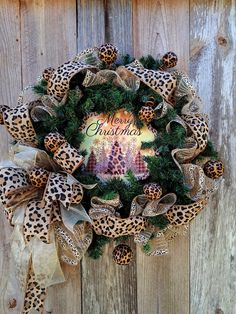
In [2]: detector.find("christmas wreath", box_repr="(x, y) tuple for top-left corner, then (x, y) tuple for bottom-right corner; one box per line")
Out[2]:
(0, 44), (224, 313)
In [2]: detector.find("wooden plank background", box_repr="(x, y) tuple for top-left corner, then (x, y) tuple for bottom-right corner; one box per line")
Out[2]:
(0, 1), (235, 313)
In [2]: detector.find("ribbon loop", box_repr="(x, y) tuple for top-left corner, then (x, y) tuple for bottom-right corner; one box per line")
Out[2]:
(55, 222), (93, 265)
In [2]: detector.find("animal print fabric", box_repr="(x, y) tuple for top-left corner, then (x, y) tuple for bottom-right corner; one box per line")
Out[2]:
(23, 264), (46, 314)
(1, 105), (38, 146)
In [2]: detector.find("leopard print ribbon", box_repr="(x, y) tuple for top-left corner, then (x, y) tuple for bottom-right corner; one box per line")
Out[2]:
(3, 210), (64, 314)
(0, 167), (38, 224)
(74, 47), (101, 65)
(44, 133), (85, 174)
(165, 198), (208, 226)
(0, 103), (38, 146)
(173, 70), (196, 101)
(53, 142), (84, 174)
(124, 61), (177, 103)
(89, 195), (148, 238)
(181, 164), (217, 201)
(44, 61), (97, 101)
(88, 193), (176, 255)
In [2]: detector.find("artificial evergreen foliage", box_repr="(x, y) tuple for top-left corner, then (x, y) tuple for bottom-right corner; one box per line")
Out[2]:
(196, 140), (218, 160)
(32, 79), (48, 95)
(142, 243), (151, 254)
(119, 54), (135, 65)
(87, 234), (111, 259)
(148, 215), (169, 229)
(115, 235), (131, 244)
(139, 55), (161, 70)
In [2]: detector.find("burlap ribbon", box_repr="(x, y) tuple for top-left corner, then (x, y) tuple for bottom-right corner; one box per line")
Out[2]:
(131, 193), (177, 256)
(82, 67), (140, 91)
(54, 221), (92, 266)
(0, 94), (69, 147)
(181, 164), (218, 201)
(0, 145), (94, 313)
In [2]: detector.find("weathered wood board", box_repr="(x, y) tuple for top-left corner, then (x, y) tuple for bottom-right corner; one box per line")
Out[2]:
(0, 1), (235, 313)
(190, 1), (236, 313)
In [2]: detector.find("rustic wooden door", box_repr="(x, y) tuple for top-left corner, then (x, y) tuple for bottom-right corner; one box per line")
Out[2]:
(0, 1), (235, 313)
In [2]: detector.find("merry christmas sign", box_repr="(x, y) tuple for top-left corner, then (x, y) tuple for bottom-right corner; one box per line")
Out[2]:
(80, 109), (155, 180)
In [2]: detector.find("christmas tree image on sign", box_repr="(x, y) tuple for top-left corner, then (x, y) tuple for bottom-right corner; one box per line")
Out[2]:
(80, 109), (155, 180)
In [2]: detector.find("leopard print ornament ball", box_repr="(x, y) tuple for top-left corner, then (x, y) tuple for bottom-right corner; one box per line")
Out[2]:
(138, 106), (155, 124)
(203, 160), (224, 179)
(143, 183), (162, 200)
(98, 44), (118, 65)
(29, 167), (50, 188)
(44, 132), (66, 153)
(160, 51), (178, 69)
(112, 244), (133, 265)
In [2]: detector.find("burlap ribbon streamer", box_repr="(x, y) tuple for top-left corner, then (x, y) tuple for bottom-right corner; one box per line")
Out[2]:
(131, 193), (177, 256)
(55, 222), (92, 266)
(82, 67), (140, 91)
(0, 145), (94, 313)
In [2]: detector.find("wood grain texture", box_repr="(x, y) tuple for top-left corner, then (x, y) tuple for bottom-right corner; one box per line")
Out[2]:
(190, 1), (236, 314)
(21, 0), (77, 86)
(133, 1), (190, 313)
(132, 0), (189, 71)
(0, 1), (21, 313)
(77, 0), (105, 51)
(82, 241), (137, 314)
(105, 0), (133, 56)
(45, 264), (82, 314)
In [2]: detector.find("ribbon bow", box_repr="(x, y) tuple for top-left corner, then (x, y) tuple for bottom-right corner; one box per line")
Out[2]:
(0, 144), (94, 313)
